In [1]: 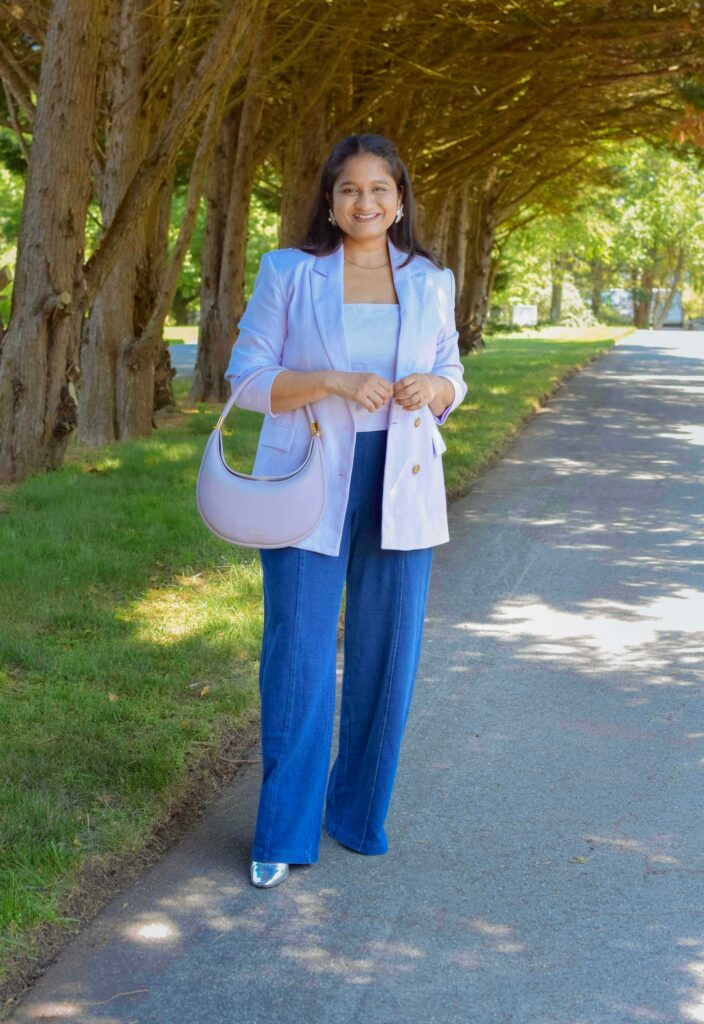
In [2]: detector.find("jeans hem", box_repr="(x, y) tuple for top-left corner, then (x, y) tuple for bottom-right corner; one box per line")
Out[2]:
(324, 823), (388, 856)
(251, 848), (319, 865)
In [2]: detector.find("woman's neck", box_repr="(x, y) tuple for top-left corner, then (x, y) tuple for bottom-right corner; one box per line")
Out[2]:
(342, 237), (389, 266)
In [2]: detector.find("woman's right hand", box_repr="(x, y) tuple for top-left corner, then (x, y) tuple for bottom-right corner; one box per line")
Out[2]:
(329, 371), (394, 412)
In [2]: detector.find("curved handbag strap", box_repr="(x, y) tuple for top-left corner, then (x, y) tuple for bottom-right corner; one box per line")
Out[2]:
(215, 366), (321, 438)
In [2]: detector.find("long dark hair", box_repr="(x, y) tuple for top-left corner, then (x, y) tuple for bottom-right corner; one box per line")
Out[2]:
(298, 134), (444, 269)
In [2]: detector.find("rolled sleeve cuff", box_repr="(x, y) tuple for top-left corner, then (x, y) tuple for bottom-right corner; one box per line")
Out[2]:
(431, 375), (463, 425)
(227, 366), (288, 417)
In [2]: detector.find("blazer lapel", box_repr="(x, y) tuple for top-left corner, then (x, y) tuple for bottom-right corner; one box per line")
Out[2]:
(389, 238), (428, 381)
(310, 243), (349, 372)
(310, 236), (427, 377)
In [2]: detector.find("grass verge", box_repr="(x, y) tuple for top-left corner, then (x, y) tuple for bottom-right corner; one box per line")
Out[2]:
(0, 325), (631, 1013)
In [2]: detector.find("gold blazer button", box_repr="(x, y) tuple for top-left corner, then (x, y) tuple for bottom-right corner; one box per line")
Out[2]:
(412, 464), (421, 474)
(414, 417), (421, 427)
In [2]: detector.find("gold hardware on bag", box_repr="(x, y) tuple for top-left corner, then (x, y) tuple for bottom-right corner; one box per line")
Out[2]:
(214, 413), (227, 431)
(310, 421), (321, 437)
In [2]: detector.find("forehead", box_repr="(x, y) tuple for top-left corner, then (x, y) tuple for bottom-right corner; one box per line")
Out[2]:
(334, 153), (395, 185)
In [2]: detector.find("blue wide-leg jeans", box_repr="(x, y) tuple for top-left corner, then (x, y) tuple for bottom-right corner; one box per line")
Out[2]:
(252, 429), (434, 864)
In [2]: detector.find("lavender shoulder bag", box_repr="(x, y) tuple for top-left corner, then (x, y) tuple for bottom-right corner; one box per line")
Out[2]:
(196, 367), (326, 548)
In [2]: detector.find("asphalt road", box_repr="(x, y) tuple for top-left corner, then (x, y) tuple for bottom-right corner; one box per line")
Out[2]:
(168, 343), (196, 378)
(8, 330), (704, 1024)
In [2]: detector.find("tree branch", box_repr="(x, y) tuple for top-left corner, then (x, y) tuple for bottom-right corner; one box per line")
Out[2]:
(83, 0), (258, 302)
(0, 37), (36, 123)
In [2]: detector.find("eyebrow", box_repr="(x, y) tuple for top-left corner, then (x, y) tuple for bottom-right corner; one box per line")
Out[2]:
(337, 179), (391, 186)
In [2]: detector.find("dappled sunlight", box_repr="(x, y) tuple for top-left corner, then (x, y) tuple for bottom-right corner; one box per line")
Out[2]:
(141, 877), (523, 987)
(8, 332), (704, 1021)
(18, 1003), (91, 1021)
(582, 833), (681, 865)
(680, 938), (704, 1023)
(456, 587), (704, 686)
(141, 441), (202, 465)
(598, 373), (704, 396)
(117, 563), (263, 651)
(445, 333), (704, 695)
(464, 916), (526, 953)
(523, 455), (623, 477)
(124, 919), (180, 943)
(660, 424), (704, 447)
(280, 942), (377, 982)
(66, 453), (124, 474)
(19, 998), (139, 1022)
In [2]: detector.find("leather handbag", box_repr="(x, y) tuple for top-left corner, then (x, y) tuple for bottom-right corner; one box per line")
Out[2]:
(196, 367), (326, 548)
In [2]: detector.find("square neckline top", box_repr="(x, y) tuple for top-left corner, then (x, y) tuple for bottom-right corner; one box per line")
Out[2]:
(341, 302), (400, 432)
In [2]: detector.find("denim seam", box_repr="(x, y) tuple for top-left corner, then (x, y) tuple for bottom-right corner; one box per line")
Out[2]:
(328, 451), (362, 835)
(359, 551), (405, 848)
(261, 548), (305, 861)
(331, 608), (355, 835)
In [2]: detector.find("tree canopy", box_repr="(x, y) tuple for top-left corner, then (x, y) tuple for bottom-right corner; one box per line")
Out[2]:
(0, 0), (703, 481)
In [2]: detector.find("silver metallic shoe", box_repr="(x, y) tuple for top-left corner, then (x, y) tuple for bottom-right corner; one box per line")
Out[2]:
(250, 860), (289, 888)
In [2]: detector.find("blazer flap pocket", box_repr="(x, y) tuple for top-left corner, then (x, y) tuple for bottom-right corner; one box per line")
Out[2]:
(431, 427), (447, 456)
(259, 419), (295, 451)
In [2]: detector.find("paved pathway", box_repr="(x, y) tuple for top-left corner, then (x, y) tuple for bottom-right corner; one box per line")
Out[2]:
(168, 343), (196, 379)
(8, 330), (704, 1024)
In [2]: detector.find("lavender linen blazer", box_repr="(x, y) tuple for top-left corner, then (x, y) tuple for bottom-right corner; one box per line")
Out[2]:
(224, 236), (468, 556)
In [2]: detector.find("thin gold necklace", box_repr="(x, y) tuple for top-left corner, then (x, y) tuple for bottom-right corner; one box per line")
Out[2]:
(344, 256), (390, 270)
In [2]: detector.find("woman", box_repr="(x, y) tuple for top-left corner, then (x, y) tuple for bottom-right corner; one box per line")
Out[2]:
(225, 133), (467, 888)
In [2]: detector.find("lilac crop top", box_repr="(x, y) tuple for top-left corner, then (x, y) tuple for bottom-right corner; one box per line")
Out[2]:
(342, 303), (401, 431)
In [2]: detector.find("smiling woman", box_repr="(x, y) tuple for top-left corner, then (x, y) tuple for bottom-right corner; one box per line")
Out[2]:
(222, 132), (467, 889)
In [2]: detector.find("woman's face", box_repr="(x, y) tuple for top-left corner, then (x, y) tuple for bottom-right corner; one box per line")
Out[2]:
(327, 153), (402, 241)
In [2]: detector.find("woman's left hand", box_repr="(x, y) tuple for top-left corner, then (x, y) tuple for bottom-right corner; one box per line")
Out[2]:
(392, 373), (437, 410)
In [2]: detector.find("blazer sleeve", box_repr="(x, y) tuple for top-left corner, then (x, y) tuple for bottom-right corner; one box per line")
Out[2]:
(431, 266), (468, 426)
(224, 250), (288, 418)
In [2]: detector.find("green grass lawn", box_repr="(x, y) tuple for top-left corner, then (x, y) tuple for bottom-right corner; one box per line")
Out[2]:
(0, 325), (631, 992)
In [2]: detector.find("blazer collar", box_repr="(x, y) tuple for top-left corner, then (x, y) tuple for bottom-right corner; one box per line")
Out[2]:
(310, 236), (428, 379)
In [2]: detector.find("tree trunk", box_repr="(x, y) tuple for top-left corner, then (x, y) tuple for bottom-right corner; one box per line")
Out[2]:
(0, 0), (107, 482)
(191, 18), (268, 404)
(653, 247), (684, 329)
(417, 190), (451, 261)
(438, 189), (462, 272)
(124, 54), (253, 404)
(278, 91), (329, 249)
(589, 258), (605, 317)
(457, 167), (499, 353)
(78, 0), (258, 443)
(149, 164), (177, 413)
(453, 182), (472, 289)
(190, 105), (240, 404)
(78, 0), (171, 445)
(82, 0), (259, 305)
(632, 266), (653, 328)
(549, 253), (569, 323)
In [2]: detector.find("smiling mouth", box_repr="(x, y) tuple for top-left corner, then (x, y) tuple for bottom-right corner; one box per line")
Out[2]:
(353, 213), (380, 220)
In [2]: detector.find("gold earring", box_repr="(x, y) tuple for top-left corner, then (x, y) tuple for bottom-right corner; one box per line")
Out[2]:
(394, 203), (404, 224)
